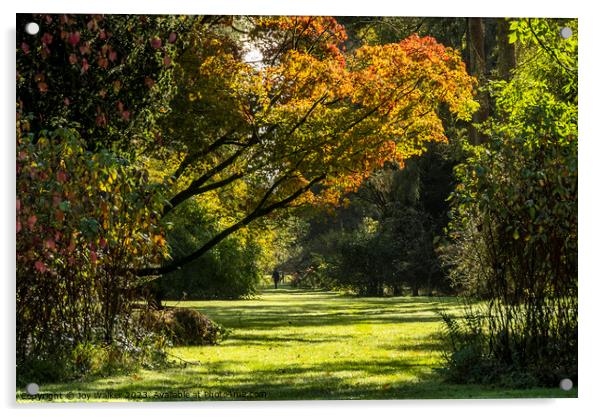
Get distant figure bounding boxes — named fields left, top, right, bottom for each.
left=272, top=269, right=280, bottom=289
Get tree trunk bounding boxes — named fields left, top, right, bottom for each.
left=412, top=285, right=419, bottom=297
left=496, top=18, right=516, bottom=81
left=466, top=17, right=490, bottom=145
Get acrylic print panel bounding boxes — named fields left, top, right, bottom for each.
left=16, top=14, right=577, bottom=402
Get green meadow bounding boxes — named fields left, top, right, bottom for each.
left=18, top=288, right=576, bottom=402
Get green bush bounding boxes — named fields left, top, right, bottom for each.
left=16, top=125, right=169, bottom=384
left=441, top=19, right=577, bottom=388
left=18, top=328, right=171, bottom=385
left=158, top=199, right=263, bottom=300
left=17, top=358, right=70, bottom=386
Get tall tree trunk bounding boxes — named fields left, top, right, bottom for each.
left=377, top=282, right=384, bottom=297
left=496, top=18, right=516, bottom=81
left=466, top=17, right=490, bottom=145
left=412, top=285, right=419, bottom=297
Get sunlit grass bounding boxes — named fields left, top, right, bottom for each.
left=17, top=287, right=576, bottom=401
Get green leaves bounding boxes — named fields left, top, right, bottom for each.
left=79, top=218, right=101, bottom=239
left=16, top=124, right=168, bottom=285
left=505, top=18, right=578, bottom=102
left=446, top=18, right=577, bottom=302
left=508, top=31, right=518, bottom=45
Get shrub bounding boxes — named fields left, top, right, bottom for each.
left=441, top=19, right=577, bottom=388
left=140, top=308, right=229, bottom=346
left=443, top=100, right=577, bottom=387
left=17, top=327, right=171, bottom=386
left=438, top=303, right=575, bottom=388
left=16, top=123, right=169, bottom=382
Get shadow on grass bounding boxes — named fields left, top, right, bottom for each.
left=228, top=333, right=354, bottom=346
left=37, top=357, right=441, bottom=400
left=187, top=290, right=452, bottom=330
left=22, top=289, right=576, bottom=401
left=34, top=356, right=574, bottom=400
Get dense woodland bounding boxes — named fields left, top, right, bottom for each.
left=16, top=15, right=577, bottom=391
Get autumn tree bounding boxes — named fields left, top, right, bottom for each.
left=141, top=16, right=478, bottom=276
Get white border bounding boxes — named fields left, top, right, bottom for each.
left=2, top=1, right=600, bottom=416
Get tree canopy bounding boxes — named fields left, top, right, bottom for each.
left=141, top=16, right=478, bottom=274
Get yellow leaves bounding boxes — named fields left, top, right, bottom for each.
left=100, top=201, right=109, bottom=216
left=98, top=181, right=110, bottom=192
left=152, top=234, right=166, bottom=246
left=107, top=168, right=118, bottom=184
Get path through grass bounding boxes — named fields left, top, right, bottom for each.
left=19, top=288, right=576, bottom=401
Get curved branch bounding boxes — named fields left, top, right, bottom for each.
left=162, top=172, right=244, bottom=217
left=137, top=174, right=326, bottom=276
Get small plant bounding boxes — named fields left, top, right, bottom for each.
left=437, top=299, right=577, bottom=388
left=437, top=307, right=493, bottom=385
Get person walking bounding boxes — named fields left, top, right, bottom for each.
left=272, top=269, right=280, bottom=289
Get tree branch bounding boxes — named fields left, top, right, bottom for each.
left=173, top=129, right=239, bottom=179
left=162, top=172, right=245, bottom=217
left=137, top=174, right=326, bottom=276
left=164, top=143, right=250, bottom=216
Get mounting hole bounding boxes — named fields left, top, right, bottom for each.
left=25, top=382, right=39, bottom=395
left=559, top=378, right=573, bottom=391
left=24, top=22, right=40, bottom=35
left=560, top=27, right=573, bottom=39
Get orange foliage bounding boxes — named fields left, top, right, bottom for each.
left=168, top=17, right=478, bottom=212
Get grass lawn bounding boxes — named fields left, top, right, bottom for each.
left=17, top=287, right=577, bottom=402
